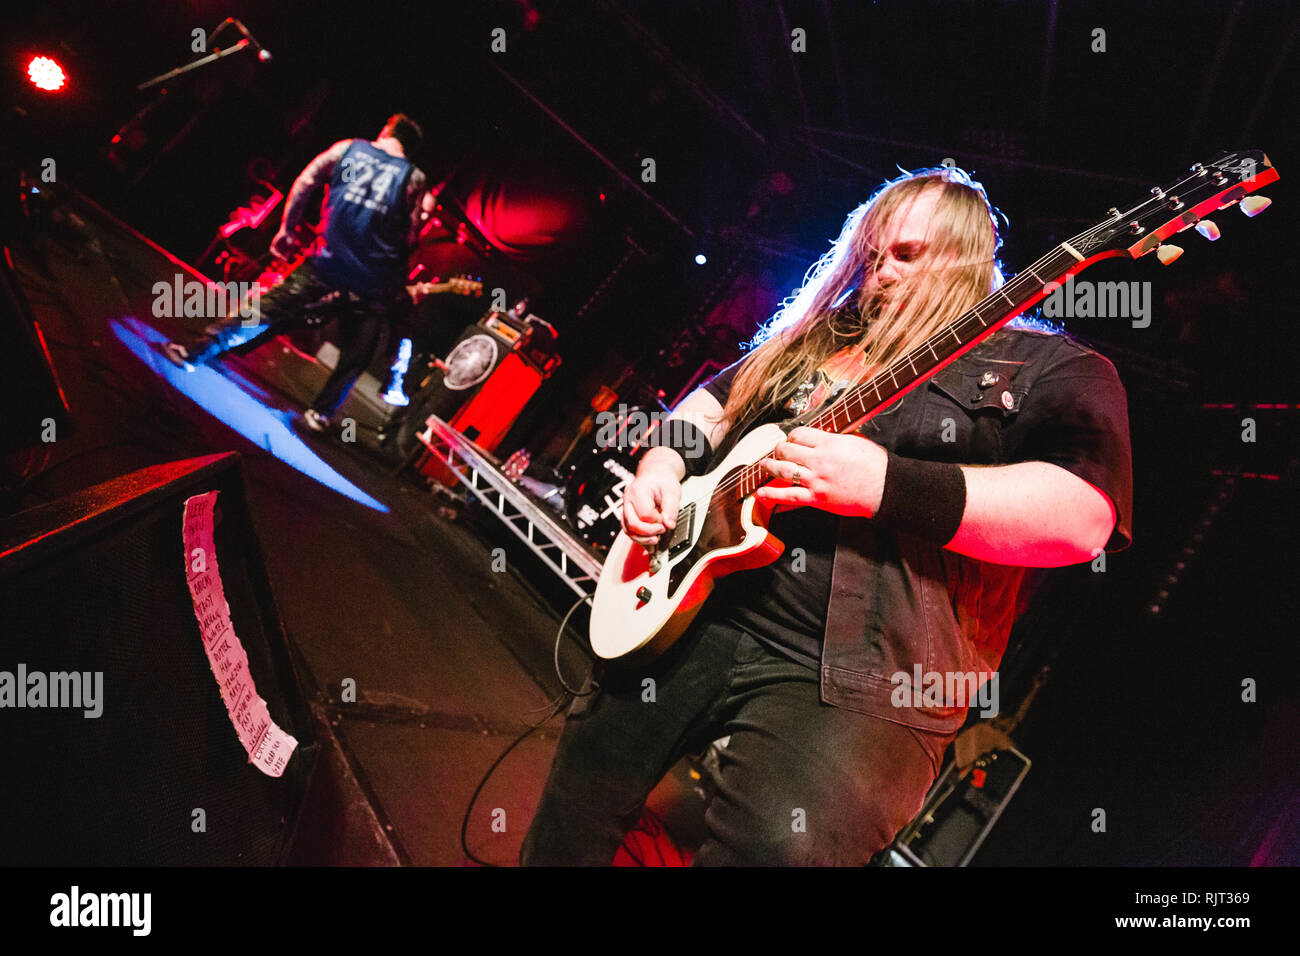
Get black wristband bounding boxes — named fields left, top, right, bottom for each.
left=657, top=419, right=714, bottom=477
left=873, top=452, right=967, bottom=546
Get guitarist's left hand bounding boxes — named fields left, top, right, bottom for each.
left=755, top=426, right=887, bottom=518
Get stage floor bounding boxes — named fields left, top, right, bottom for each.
left=20, top=189, right=1299, bottom=870
left=7, top=192, right=702, bottom=865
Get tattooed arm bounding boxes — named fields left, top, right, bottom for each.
left=271, top=140, right=352, bottom=260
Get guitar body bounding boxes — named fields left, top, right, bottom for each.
left=589, top=423, right=789, bottom=660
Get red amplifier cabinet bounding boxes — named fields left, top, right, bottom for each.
left=416, top=315, right=559, bottom=481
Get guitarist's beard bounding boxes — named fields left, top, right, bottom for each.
left=832, top=268, right=958, bottom=373
left=815, top=286, right=889, bottom=375
left=722, top=263, right=972, bottom=434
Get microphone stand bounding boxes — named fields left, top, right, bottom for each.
left=136, top=18, right=266, bottom=91
left=110, top=19, right=269, bottom=188
left=137, top=39, right=254, bottom=91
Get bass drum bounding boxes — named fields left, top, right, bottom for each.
left=565, top=442, right=642, bottom=552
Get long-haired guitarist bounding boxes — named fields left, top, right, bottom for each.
left=521, top=165, right=1133, bottom=866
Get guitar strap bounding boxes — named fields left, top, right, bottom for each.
left=708, top=343, right=875, bottom=467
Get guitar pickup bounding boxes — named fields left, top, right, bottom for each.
left=665, top=502, right=695, bottom=559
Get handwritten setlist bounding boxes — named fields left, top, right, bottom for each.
left=182, top=492, right=298, bottom=777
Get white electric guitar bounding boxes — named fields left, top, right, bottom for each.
left=589, top=150, right=1278, bottom=661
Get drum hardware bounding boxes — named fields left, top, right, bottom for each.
left=556, top=371, right=630, bottom=471
left=562, top=404, right=646, bottom=551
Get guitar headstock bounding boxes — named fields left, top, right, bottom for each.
left=407, top=274, right=484, bottom=304
left=1065, top=150, right=1278, bottom=265
left=447, top=275, right=484, bottom=297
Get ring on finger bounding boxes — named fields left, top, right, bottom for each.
left=792, top=465, right=803, bottom=488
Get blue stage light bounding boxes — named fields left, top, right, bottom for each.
left=112, top=317, right=389, bottom=513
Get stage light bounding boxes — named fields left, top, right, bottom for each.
left=382, top=338, right=413, bottom=407
left=110, top=317, right=388, bottom=512
left=694, top=253, right=707, bottom=265
left=27, top=56, right=66, bottom=92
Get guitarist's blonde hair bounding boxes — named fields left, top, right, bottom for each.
left=722, top=166, right=1005, bottom=427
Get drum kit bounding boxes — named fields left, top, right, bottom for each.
left=562, top=411, right=644, bottom=550
left=518, top=392, right=666, bottom=554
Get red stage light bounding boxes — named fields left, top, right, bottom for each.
left=27, top=56, right=66, bottom=92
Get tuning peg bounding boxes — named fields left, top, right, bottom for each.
left=1194, top=219, right=1221, bottom=241
left=1156, top=244, right=1184, bottom=265
left=1240, top=195, right=1272, bottom=217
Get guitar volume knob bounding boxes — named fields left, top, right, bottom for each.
left=636, top=587, right=652, bottom=603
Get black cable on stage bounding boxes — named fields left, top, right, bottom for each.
left=553, top=593, right=598, bottom=698
left=459, top=692, right=567, bottom=868
left=459, top=592, right=598, bottom=867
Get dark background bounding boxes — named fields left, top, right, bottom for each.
left=3, top=0, right=1299, bottom=865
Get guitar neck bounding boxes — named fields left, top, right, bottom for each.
left=813, top=243, right=1091, bottom=433
left=719, top=149, right=1278, bottom=501
left=729, top=241, right=1092, bottom=499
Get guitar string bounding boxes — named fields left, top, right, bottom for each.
left=701, top=242, right=1081, bottom=508
left=694, top=167, right=1214, bottom=513
left=703, top=162, right=1226, bottom=508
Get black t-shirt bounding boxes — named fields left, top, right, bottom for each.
left=700, top=366, right=838, bottom=669
left=696, top=326, right=1134, bottom=671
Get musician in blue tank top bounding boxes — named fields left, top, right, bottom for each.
left=166, top=114, right=434, bottom=432
left=307, top=137, right=417, bottom=297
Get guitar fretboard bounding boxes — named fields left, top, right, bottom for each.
left=728, top=243, right=1085, bottom=499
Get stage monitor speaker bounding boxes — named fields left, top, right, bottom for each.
left=446, top=315, right=558, bottom=455
left=0, top=452, right=317, bottom=865
left=448, top=352, right=546, bottom=453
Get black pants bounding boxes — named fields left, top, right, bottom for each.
left=186, top=259, right=400, bottom=417
left=520, top=617, right=956, bottom=866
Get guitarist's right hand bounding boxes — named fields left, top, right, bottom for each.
left=622, top=456, right=682, bottom=550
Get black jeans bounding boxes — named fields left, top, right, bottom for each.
left=186, top=259, right=399, bottom=417
left=520, top=617, right=956, bottom=866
